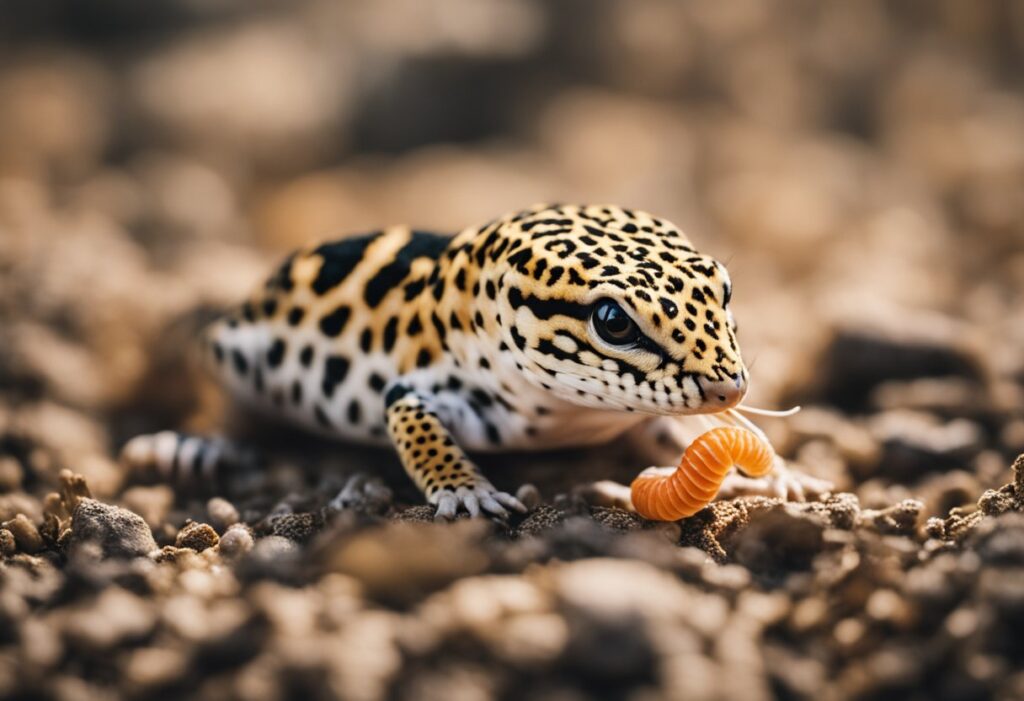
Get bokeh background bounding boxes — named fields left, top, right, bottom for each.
left=2, top=2, right=1024, bottom=700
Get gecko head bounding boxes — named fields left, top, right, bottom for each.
left=495, top=204, right=746, bottom=416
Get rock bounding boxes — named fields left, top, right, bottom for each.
left=0, top=457, right=22, bottom=492
left=868, top=411, right=984, bottom=481
left=175, top=521, right=219, bottom=552
left=811, top=321, right=982, bottom=410
left=218, top=525, right=255, bottom=559
left=62, top=587, right=157, bottom=651
left=858, top=500, right=924, bottom=536
left=121, top=485, right=174, bottom=531
left=207, top=497, right=240, bottom=531
left=515, top=505, right=567, bottom=538
left=0, top=528, right=14, bottom=556
left=268, top=512, right=322, bottom=543
left=69, top=498, right=157, bottom=559
left=2, top=513, right=44, bottom=553
left=515, top=483, right=541, bottom=511
left=323, top=521, right=490, bottom=605
left=727, top=503, right=830, bottom=575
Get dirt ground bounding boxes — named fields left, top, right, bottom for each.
left=2, top=1, right=1024, bottom=700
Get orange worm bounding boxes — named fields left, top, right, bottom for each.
left=630, top=427, right=775, bottom=521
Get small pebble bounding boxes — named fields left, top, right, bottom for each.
left=218, top=524, right=255, bottom=558
left=207, top=497, right=240, bottom=531
left=70, top=498, right=158, bottom=559
left=3, top=513, right=44, bottom=553
left=516, top=483, right=541, bottom=511
left=0, top=528, right=15, bottom=556
left=0, top=457, right=23, bottom=492
left=175, top=521, right=220, bottom=552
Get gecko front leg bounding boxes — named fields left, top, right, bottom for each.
left=383, top=383, right=526, bottom=520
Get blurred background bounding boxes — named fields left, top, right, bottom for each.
left=3, top=2, right=1024, bottom=700
left=1, top=0, right=1024, bottom=489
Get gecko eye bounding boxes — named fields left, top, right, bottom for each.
left=592, top=299, right=639, bottom=346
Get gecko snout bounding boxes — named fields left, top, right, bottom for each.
left=699, top=372, right=747, bottom=410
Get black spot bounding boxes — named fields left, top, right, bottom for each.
left=300, top=345, right=314, bottom=367
left=385, top=384, right=410, bottom=408
left=267, top=254, right=296, bottom=292
left=485, top=280, right=497, bottom=300
left=287, top=307, right=305, bottom=326
left=510, top=326, right=527, bottom=351
left=474, top=311, right=485, bottom=328
left=684, top=318, right=697, bottom=331
left=485, top=423, right=501, bottom=445
left=406, top=314, right=423, bottom=336
left=403, top=277, right=426, bottom=301
left=319, top=305, right=351, bottom=337
left=347, top=400, right=361, bottom=424
left=449, top=312, right=463, bottom=331
left=321, top=355, right=350, bottom=397
left=382, top=316, right=399, bottom=352
left=533, top=258, right=548, bottom=280
left=431, top=279, right=446, bottom=301
left=311, top=234, right=375, bottom=295
left=359, top=328, right=373, bottom=352
left=231, top=350, right=248, bottom=376
left=416, top=349, right=432, bottom=367
left=471, top=389, right=493, bottom=407
left=692, top=287, right=706, bottom=304
left=267, top=339, right=286, bottom=368
left=364, top=231, right=450, bottom=307
left=659, top=298, right=679, bottom=319
left=430, top=312, right=447, bottom=346
left=262, top=299, right=277, bottom=317
left=291, top=381, right=303, bottom=404
left=368, top=373, right=386, bottom=392
left=242, top=302, right=256, bottom=322
left=447, top=376, right=463, bottom=390
left=479, top=357, right=490, bottom=369
left=454, top=267, right=467, bottom=291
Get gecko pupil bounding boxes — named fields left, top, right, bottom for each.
left=593, top=299, right=639, bottom=345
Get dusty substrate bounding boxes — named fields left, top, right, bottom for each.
left=1, top=436, right=1023, bottom=701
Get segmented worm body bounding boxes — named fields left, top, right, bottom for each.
left=630, top=427, right=775, bottom=521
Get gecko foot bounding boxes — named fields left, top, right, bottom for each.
left=431, top=482, right=527, bottom=521
left=328, top=472, right=393, bottom=512
left=718, top=461, right=833, bottom=502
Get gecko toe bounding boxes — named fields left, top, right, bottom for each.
left=492, top=491, right=527, bottom=513
left=434, top=493, right=459, bottom=521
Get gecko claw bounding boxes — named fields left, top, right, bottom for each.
left=433, top=493, right=460, bottom=521
left=430, top=483, right=527, bottom=520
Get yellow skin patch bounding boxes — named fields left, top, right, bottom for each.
left=197, top=204, right=810, bottom=519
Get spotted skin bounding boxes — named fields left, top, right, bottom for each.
left=192, top=204, right=799, bottom=518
